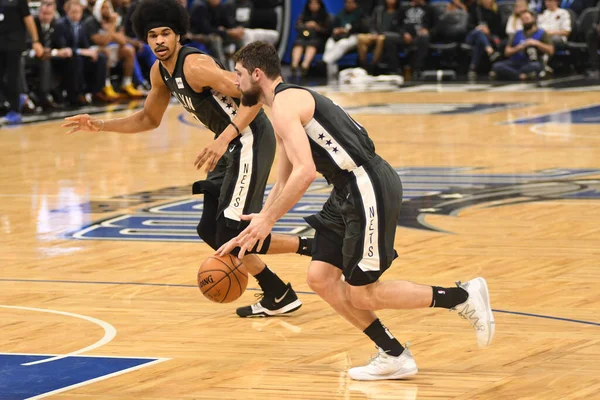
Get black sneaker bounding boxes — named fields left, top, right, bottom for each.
left=236, top=283, right=302, bottom=318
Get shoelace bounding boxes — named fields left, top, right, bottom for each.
left=253, top=292, right=265, bottom=303
left=451, top=281, right=484, bottom=331
left=367, top=342, right=411, bottom=367
left=366, top=348, right=387, bottom=367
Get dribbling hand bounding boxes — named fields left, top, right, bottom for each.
left=62, top=114, right=103, bottom=134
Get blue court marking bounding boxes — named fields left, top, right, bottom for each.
left=505, top=103, right=600, bottom=125
left=1, top=278, right=598, bottom=327
left=178, top=113, right=207, bottom=129
left=0, top=354, right=163, bottom=399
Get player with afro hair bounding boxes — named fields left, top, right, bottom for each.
left=63, top=0, right=309, bottom=320
left=131, top=0, right=189, bottom=46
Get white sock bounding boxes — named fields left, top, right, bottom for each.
left=105, top=78, right=111, bottom=87
left=122, top=76, right=132, bottom=87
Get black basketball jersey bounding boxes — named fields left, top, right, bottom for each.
left=274, top=82, right=376, bottom=185
left=158, top=46, right=265, bottom=138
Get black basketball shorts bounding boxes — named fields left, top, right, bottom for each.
left=306, top=156, right=402, bottom=286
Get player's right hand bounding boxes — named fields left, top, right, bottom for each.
left=62, top=114, right=103, bottom=134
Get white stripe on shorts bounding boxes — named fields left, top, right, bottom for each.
left=353, top=166, right=380, bottom=272
left=224, top=132, right=254, bottom=222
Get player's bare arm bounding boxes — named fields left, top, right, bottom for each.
left=261, top=135, right=293, bottom=213
left=216, top=91, right=316, bottom=258
left=63, top=62, right=171, bottom=134
left=185, top=55, right=262, bottom=172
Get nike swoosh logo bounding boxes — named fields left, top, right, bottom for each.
left=229, top=146, right=235, bottom=152
left=274, top=288, right=290, bottom=304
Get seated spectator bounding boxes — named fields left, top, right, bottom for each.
left=465, top=0, right=502, bottom=80
left=190, top=0, right=238, bottom=68
left=491, top=10, right=554, bottom=80
left=232, top=0, right=279, bottom=47
left=84, top=0, right=143, bottom=98
left=505, top=0, right=526, bottom=36
left=586, top=6, right=599, bottom=78
left=290, top=0, right=331, bottom=78
left=397, top=0, right=435, bottom=79
left=29, top=0, right=73, bottom=109
left=323, top=0, right=365, bottom=80
left=57, top=0, right=110, bottom=105
left=121, top=0, right=157, bottom=88
left=357, top=0, right=401, bottom=73
left=538, top=0, right=571, bottom=49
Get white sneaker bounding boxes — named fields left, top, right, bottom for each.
left=348, top=347, right=418, bottom=381
left=454, top=277, right=495, bottom=347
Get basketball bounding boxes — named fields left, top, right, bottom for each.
left=197, top=254, right=248, bottom=303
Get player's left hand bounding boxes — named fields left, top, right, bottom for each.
left=215, top=213, right=275, bottom=258
left=194, top=136, right=228, bottom=173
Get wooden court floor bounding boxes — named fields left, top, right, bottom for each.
left=1, top=86, right=599, bottom=399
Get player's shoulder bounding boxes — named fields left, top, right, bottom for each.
left=183, top=52, right=217, bottom=73
left=272, top=87, right=315, bottom=124
left=273, top=87, right=314, bottom=110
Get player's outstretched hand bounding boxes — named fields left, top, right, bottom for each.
left=62, top=114, right=103, bottom=134
left=194, top=136, right=228, bottom=173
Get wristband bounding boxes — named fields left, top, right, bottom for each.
left=229, top=121, right=240, bottom=136
left=51, top=49, right=58, bottom=57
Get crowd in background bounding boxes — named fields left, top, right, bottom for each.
left=0, top=0, right=599, bottom=125
left=0, top=0, right=280, bottom=124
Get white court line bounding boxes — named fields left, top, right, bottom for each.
left=0, top=305, right=116, bottom=366
left=530, top=124, right=600, bottom=139
left=25, top=358, right=170, bottom=400
left=0, top=352, right=161, bottom=359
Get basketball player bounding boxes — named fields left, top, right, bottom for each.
left=62, top=0, right=309, bottom=318
left=217, top=42, right=495, bottom=380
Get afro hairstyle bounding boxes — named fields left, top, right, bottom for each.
left=131, top=0, right=190, bottom=43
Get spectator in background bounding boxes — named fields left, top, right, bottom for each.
left=232, top=0, right=279, bottom=47
left=190, top=0, right=238, bottom=68
left=30, top=0, right=73, bottom=109
left=491, top=10, right=554, bottom=80
left=84, top=0, right=144, bottom=98
left=465, top=0, right=502, bottom=80
left=397, top=0, right=435, bottom=79
left=57, top=0, right=109, bottom=106
left=120, top=0, right=156, bottom=88
left=290, top=0, right=331, bottom=78
left=505, top=0, right=526, bottom=36
left=538, top=0, right=571, bottom=50
left=322, top=0, right=365, bottom=80
left=585, top=7, right=599, bottom=78
left=0, top=0, right=44, bottom=124
left=357, top=0, right=401, bottom=73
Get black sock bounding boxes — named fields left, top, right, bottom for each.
left=254, top=266, right=288, bottom=296
left=296, top=236, right=313, bottom=256
left=363, top=319, right=404, bottom=357
left=430, top=286, right=468, bottom=309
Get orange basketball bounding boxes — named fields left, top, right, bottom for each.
left=197, top=254, right=248, bottom=303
